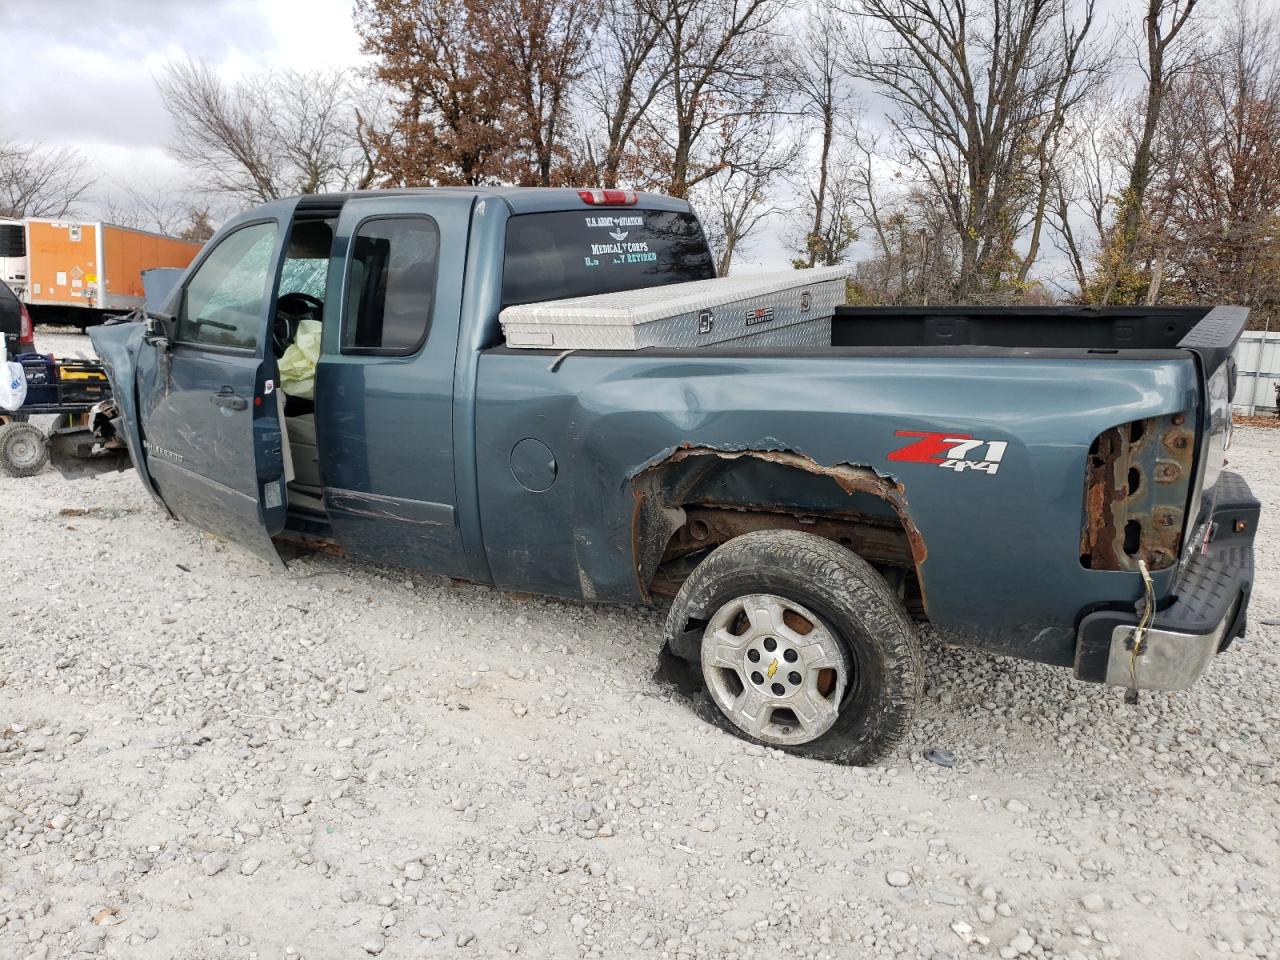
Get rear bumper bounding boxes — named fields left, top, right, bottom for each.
left=1074, top=471, right=1258, bottom=690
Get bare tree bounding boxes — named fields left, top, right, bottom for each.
left=103, top=183, right=220, bottom=241
left=801, top=150, right=864, bottom=268
left=0, top=139, right=94, bottom=219
left=637, top=0, right=788, bottom=199
left=1045, top=90, right=1128, bottom=294
left=273, top=70, right=378, bottom=194
left=850, top=187, right=963, bottom=305
left=845, top=136, right=959, bottom=303
left=1146, top=0, right=1280, bottom=320
left=697, top=116, right=797, bottom=273
left=784, top=9, right=856, bottom=268
left=843, top=0, right=1104, bottom=301
left=580, top=0, right=672, bottom=187
left=104, top=189, right=186, bottom=235
left=487, top=0, right=597, bottom=185
left=161, top=61, right=279, bottom=201
left=160, top=60, right=376, bottom=201
left=1099, top=0, right=1203, bottom=303
left=1016, top=0, right=1112, bottom=283
left=699, top=169, right=770, bottom=274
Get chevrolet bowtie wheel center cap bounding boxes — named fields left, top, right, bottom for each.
left=745, top=639, right=803, bottom=697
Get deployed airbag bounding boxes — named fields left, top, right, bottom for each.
left=279, top=319, right=322, bottom=399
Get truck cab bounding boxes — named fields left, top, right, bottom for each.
left=92, top=188, right=713, bottom=574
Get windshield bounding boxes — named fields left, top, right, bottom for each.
left=280, top=258, right=328, bottom=300
left=501, top=209, right=714, bottom=307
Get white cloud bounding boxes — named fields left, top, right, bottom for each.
left=0, top=0, right=365, bottom=221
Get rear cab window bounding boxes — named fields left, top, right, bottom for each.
left=500, top=210, right=714, bottom=308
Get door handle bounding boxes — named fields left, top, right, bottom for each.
left=210, top=387, right=248, bottom=411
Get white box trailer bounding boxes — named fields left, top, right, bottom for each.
left=500, top=267, right=849, bottom=351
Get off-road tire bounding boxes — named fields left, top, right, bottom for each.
left=664, top=530, right=923, bottom=765
left=0, top=421, right=49, bottom=477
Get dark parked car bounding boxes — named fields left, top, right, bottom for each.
left=0, top=278, right=35, bottom=361
left=91, top=187, right=1257, bottom=765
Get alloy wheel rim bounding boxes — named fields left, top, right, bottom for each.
left=701, top=593, right=850, bottom=746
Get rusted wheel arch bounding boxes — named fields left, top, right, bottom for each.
left=630, top=446, right=928, bottom=613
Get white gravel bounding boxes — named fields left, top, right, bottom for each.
left=2, top=329, right=1277, bottom=960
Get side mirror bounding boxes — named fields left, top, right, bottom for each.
left=144, top=310, right=176, bottom=348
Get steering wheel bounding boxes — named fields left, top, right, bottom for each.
left=273, top=292, right=324, bottom=357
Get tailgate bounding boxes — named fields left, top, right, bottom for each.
left=1179, top=306, right=1248, bottom=551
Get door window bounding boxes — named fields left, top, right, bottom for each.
left=343, top=217, right=439, bottom=355
left=178, top=221, right=277, bottom=350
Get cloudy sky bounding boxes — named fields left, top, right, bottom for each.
left=0, top=3, right=367, bottom=219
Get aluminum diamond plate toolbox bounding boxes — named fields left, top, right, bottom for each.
left=500, top=267, right=849, bottom=350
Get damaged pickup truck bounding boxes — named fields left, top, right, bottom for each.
left=91, top=187, right=1258, bottom=764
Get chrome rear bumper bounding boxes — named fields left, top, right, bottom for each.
left=1074, top=471, right=1257, bottom=691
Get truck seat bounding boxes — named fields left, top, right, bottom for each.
left=286, top=413, right=323, bottom=493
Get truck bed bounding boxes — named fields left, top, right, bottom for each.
left=473, top=303, right=1244, bottom=660
left=491, top=304, right=1240, bottom=372
left=830, top=305, right=1210, bottom=352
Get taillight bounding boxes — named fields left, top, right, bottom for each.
left=18, top=303, right=32, bottom=343
left=578, top=189, right=638, bottom=206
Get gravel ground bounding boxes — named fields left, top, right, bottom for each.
left=2, top=329, right=1277, bottom=960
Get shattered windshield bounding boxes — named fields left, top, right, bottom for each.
left=279, top=258, right=328, bottom=300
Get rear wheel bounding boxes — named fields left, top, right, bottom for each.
left=0, top=421, right=49, bottom=477
left=664, top=530, right=922, bottom=765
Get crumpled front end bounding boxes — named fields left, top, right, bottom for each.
left=88, top=319, right=165, bottom=506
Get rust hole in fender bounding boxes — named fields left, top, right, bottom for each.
left=630, top=445, right=929, bottom=618
left=1080, top=414, right=1192, bottom=571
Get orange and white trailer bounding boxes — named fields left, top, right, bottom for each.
left=0, top=219, right=204, bottom=325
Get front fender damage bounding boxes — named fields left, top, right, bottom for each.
left=88, top=320, right=166, bottom=507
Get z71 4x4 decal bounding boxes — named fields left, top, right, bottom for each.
left=888, top=431, right=1008, bottom=475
